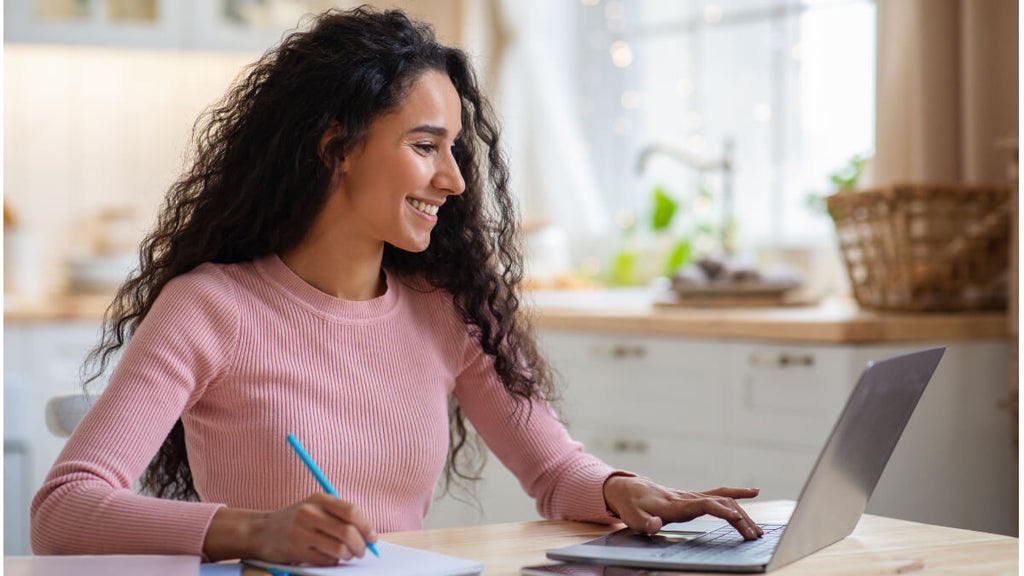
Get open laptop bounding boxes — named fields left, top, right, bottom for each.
left=546, top=346, right=945, bottom=573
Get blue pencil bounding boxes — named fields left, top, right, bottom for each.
left=286, top=433, right=380, bottom=557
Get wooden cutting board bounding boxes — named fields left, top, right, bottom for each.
left=654, top=289, right=818, bottom=308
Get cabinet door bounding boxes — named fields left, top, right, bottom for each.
left=3, top=324, right=33, bottom=555
left=541, top=332, right=735, bottom=440
left=728, top=444, right=817, bottom=501
left=858, top=341, right=1017, bottom=536
left=5, top=0, right=185, bottom=48
left=189, top=0, right=305, bottom=52
left=22, top=322, right=105, bottom=498
left=573, top=425, right=733, bottom=492
left=726, top=343, right=856, bottom=451
left=541, top=331, right=740, bottom=491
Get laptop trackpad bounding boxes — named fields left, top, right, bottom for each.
left=583, top=517, right=730, bottom=548
left=661, top=517, right=730, bottom=534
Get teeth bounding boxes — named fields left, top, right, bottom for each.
left=408, top=198, right=439, bottom=216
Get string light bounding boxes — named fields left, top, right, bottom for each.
left=610, top=40, right=633, bottom=67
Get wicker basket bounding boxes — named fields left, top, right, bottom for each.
left=826, top=183, right=1012, bottom=311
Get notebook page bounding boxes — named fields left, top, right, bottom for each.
left=243, top=541, right=484, bottom=576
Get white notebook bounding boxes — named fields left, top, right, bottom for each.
left=243, top=541, right=484, bottom=576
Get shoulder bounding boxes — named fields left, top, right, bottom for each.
left=161, top=262, right=239, bottom=305
left=394, top=272, right=469, bottom=334
left=396, top=272, right=457, bottom=312
left=148, top=262, right=242, bottom=329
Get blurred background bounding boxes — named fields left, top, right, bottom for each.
left=3, top=0, right=1017, bottom=295
left=3, top=0, right=1019, bottom=557
left=3, top=0, right=881, bottom=298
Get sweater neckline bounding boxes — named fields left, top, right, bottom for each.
left=254, top=253, right=401, bottom=322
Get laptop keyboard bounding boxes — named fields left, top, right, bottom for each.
left=651, top=524, right=787, bottom=563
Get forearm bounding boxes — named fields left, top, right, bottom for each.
left=204, top=507, right=268, bottom=561
left=31, top=478, right=221, bottom=555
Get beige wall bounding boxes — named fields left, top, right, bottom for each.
left=4, top=45, right=258, bottom=294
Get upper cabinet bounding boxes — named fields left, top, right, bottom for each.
left=4, top=0, right=342, bottom=52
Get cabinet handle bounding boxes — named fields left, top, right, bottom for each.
left=748, top=352, right=814, bottom=368
left=590, top=344, right=647, bottom=359
left=594, top=437, right=649, bottom=454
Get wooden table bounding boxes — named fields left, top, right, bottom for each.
left=244, top=501, right=1016, bottom=575
left=4, top=500, right=1016, bottom=575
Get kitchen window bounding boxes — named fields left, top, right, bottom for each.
left=573, top=0, right=876, bottom=255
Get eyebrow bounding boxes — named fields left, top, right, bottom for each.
left=408, top=124, right=463, bottom=139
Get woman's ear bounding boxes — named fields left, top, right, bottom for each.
left=318, top=122, right=344, bottom=174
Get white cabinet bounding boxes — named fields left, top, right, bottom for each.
left=3, top=320, right=104, bottom=554
left=5, top=0, right=185, bottom=49
left=539, top=334, right=860, bottom=503
left=426, top=331, right=1016, bottom=537
left=4, top=0, right=310, bottom=51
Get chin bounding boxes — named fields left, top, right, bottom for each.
left=391, top=237, right=432, bottom=253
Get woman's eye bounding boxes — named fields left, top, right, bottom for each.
left=414, top=143, right=437, bottom=154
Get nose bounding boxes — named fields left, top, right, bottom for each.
left=433, top=148, right=465, bottom=196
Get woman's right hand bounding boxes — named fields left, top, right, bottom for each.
left=204, top=494, right=378, bottom=565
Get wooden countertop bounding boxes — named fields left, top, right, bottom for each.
left=527, top=290, right=1008, bottom=343
left=4, top=293, right=115, bottom=323
left=5, top=290, right=1009, bottom=344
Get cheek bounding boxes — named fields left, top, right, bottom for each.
left=394, top=157, right=434, bottom=189
left=345, top=153, right=433, bottom=209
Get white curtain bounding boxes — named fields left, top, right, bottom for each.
left=471, top=0, right=609, bottom=242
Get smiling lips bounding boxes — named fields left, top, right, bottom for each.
left=406, top=197, right=440, bottom=216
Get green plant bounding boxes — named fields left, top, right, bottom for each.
left=651, top=186, right=677, bottom=231
left=829, top=153, right=868, bottom=191
left=664, top=239, right=692, bottom=276
left=605, top=186, right=697, bottom=286
left=806, top=153, right=870, bottom=214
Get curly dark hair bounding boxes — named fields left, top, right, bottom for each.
left=82, top=5, right=555, bottom=502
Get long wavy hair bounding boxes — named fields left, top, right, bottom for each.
left=82, top=6, right=555, bottom=502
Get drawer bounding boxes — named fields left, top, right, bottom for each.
left=727, top=345, right=855, bottom=449
left=543, top=333, right=736, bottom=438
left=572, top=425, right=734, bottom=492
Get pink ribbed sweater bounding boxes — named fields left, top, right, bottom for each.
left=31, top=255, right=620, bottom=556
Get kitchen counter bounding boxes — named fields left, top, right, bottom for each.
left=3, top=293, right=115, bottom=322
left=5, top=290, right=1009, bottom=344
left=526, top=289, right=1009, bottom=343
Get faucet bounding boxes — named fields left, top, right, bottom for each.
left=635, top=138, right=735, bottom=254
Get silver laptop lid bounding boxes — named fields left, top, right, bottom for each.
left=766, top=346, right=945, bottom=571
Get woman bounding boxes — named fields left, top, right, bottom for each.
left=30, top=7, right=761, bottom=565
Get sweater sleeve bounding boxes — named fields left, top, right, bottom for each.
left=30, top=265, right=240, bottom=556
left=452, top=339, right=634, bottom=524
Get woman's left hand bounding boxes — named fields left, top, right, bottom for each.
left=602, top=475, right=763, bottom=540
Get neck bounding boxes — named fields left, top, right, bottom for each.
left=279, top=233, right=386, bottom=302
